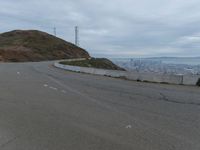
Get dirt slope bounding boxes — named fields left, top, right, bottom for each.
left=0, top=30, right=90, bottom=62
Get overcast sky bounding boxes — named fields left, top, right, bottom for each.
left=1, top=0, right=200, bottom=57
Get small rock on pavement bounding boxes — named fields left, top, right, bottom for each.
left=125, top=125, right=132, bottom=129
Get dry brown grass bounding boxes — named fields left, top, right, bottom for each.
left=0, top=30, right=90, bottom=62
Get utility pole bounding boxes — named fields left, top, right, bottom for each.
left=75, top=26, right=79, bottom=46
left=53, top=26, right=57, bottom=37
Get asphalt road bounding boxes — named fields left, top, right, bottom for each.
left=0, top=61, right=199, bottom=150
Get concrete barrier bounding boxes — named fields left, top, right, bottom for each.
left=54, top=61, right=199, bottom=86
left=55, top=58, right=87, bottom=63
left=183, top=75, right=200, bottom=85
left=125, top=72, right=182, bottom=85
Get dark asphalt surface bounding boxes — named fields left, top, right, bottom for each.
left=0, top=61, right=199, bottom=150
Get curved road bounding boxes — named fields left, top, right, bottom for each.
left=0, top=61, right=199, bottom=150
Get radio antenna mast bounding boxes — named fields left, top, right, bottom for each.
left=75, top=26, right=79, bottom=46
left=53, top=26, right=57, bottom=37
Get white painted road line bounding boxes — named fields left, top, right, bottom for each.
left=43, top=84, right=48, bottom=87
left=49, top=86, right=58, bottom=91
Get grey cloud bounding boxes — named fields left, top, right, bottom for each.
left=1, top=0, right=200, bottom=57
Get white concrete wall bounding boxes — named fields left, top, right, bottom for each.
left=55, top=58, right=87, bottom=63
left=183, top=75, right=200, bottom=85
left=123, top=71, right=182, bottom=84
left=54, top=62, right=200, bottom=86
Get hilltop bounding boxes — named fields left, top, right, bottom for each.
left=0, top=30, right=90, bottom=62
left=60, top=58, right=125, bottom=71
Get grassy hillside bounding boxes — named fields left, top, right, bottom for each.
left=0, top=30, right=90, bottom=62
left=60, top=58, right=125, bottom=71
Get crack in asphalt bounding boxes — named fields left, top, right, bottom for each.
left=159, top=93, right=200, bottom=106
left=0, top=136, right=19, bottom=148
left=32, top=64, right=200, bottom=107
